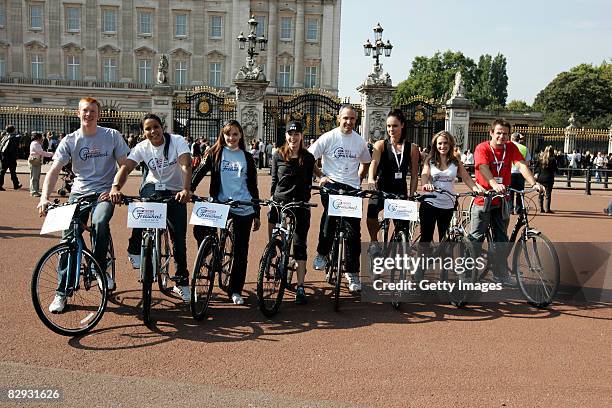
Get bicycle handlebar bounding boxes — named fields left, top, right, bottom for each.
left=312, top=185, right=433, bottom=202
left=191, top=195, right=258, bottom=208
left=121, top=194, right=176, bottom=205
left=46, top=192, right=99, bottom=211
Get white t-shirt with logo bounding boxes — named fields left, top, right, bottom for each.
left=54, top=126, right=130, bottom=194
left=128, top=134, right=191, bottom=192
left=424, top=162, right=457, bottom=209
left=308, top=128, right=371, bottom=189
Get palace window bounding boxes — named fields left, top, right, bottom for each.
left=306, top=18, right=319, bottom=42
left=209, top=62, right=221, bottom=87
left=138, top=59, right=152, bottom=84
left=30, top=3, right=43, bottom=30
left=304, top=66, right=318, bottom=88
left=254, top=15, right=266, bottom=38
left=66, top=55, right=80, bottom=80
left=0, top=54, right=6, bottom=77
left=280, top=17, right=293, bottom=41
left=102, top=57, right=117, bottom=82
left=278, top=64, right=292, bottom=89
left=31, top=54, right=44, bottom=78
left=175, top=13, right=188, bottom=37
left=102, top=8, right=117, bottom=33
left=138, top=11, right=152, bottom=35
left=175, top=60, right=188, bottom=85
left=210, top=15, right=222, bottom=39
left=66, top=7, right=80, bottom=32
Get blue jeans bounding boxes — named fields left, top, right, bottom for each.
left=56, top=193, right=114, bottom=296
left=468, top=202, right=510, bottom=276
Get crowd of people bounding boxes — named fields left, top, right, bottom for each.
left=0, top=95, right=601, bottom=314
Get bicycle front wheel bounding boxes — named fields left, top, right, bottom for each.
left=513, top=232, right=560, bottom=308
left=257, top=239, right=286, bottom=317
left=190, top=236, right=215, bottom=320
left=218, top=220, right=234, bottom=292
left=141, top=236, right=154, bottom=325
left=31, top=244, right=108, bottom=336
left=440, top=236, right=477, bottom=307
left=333, top=237, right=344, bottom=312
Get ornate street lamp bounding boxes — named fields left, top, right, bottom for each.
left=363, top=22, right=392, bottom=70
left=236, top=15, right=268, bottom=61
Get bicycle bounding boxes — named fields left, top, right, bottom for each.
left=371, top=190, right=433, bottom=309
left=467, top=188, right=560, bottom=308
left=31, top=192, right=115, bottom=336
left=189, top=196, right=255, bottom=320
left=122, top=195, right=176, bottom=325
left=312, top=185, right=369, bottom=311
left=256, top=199, right=317, bottom=317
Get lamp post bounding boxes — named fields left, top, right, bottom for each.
left=236, top=15, right=268, bottom=78
left=363, top=23, right=393, bottom=72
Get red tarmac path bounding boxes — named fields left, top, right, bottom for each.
left=1, top=172, right=611, bottom=407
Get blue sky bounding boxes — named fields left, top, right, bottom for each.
left=338, top=0, right=611, bottom=104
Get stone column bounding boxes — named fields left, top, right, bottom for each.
left=320, top=1, right=334, bottom=89
left=151, top=84, right=175, bottom=133
left=234, top=79, right=269, bottom=143
left=47, top=0, right=61, bottom=79
left=293, top=0, right=304, bottom=88
left=265, top=0, right=278, bottom=90
left=357, top=84, right=395, bottom=141
left=230, top=0, right=241, bottom=82
left=445, top=72, right=471, bottom=150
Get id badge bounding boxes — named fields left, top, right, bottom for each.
left=155, top=183, right=167, bottom=191
left=494, top=177, right=503, bottom=184
left=395, top=172, right=403, bottom=180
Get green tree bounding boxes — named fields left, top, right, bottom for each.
left=506, top=100, right=533, bottom=112
left=533, top=62, right=612, bottom=128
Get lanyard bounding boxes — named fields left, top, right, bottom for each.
left=489, top=144, right=506, bottom=176
left=390, top=141, right=404, bottom=171
left=149, top=141, right=166, bottom=182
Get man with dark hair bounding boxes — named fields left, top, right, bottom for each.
left=469, top=119, right=543, bottom=285
left=0, top=125, right=23, bottom=191
left=509, top=132, right=531, bottom=214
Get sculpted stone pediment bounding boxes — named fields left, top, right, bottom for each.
left=98, top=44, right=121, bottom=54
left=169, top=47, right=192, bottom=58
left=24, top=40, right=47, bottom=50
left=206, top=50, right=225, bottom=59
left=134, top=45, right=156, bottom=56
left=277, top=51, right=293, bottom=59
left=0, top=40, right=10, bottom=49
left=61, top=42, right=84, bottom=53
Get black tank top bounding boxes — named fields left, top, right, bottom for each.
left=376, top=139, right=411, bottom=194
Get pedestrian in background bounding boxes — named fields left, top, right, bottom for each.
left=0, top=125, right=23, bottom=191
left=510, top=132, right=531, bottom=214
left=28, top=132, right=54, bottom=197
left=535, top=145, right=558, bottom=214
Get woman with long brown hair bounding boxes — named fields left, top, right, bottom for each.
left=191, top=120, right=260, bottom=305
left=535, top=145, right=558, bottom=213
left=269, top=121, right=315, bottom=304
left=420, top=131, right=483, bottom=242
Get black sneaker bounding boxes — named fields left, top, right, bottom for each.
left=14, top=184, right=22, bottom=190
left=295, top=286, right=307, bottom=305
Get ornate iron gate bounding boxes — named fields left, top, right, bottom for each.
left=397, top=96, right=446, bottom=149
left=173, top=86, right=236, bottom=141
left=264, top=90, right=360, bottom=146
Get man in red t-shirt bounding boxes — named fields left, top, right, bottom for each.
left=469, top=119, right=543, bottom=285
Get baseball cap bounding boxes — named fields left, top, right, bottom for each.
left=287, top=121, right=303, bottom=133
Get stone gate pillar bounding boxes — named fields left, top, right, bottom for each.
left=564, top=114, right=577, bottom=153
left=357, top=65, right=395, bottom=142
left=608, top=125, right=612, bottom=154
left=151, top=55, right=175, bottom=133
left=234, top=80, right=269, bottom=144
left=445, top=72, right=471, bottom=150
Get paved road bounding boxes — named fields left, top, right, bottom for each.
left=1, top=174, right=611, bottom=407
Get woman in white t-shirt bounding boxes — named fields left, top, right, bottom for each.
left=420, top=131, right=483, bottom=242
left=109, top=113, right=193, bottom=302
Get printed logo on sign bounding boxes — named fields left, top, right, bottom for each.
left=147, top=157, right=177, bottom=171
left=332, top=199, right=358, bottom=211
left=387, top=202, right=398, bottom=212
left=331, top=147, right=356, bottom=160
left=79, top=147, right=109, bottom=161
left=195, top=207, right=224, bottom=221
left=221, top=160, right=240, bottom=173
left=132, top=206, right=163, bottom=220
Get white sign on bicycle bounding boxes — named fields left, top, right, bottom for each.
left=127, top=202, right=167, bottom=229
left=190, top=202, right=230, bottom=228
left=384, top=199, right=418, bottom=221
left=40, top=204, right=78, bottom=235
left=327, top=195, right=363, bottom=218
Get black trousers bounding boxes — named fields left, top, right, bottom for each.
left=316, top=182, right=361, bottom=274
left=418, top=201, right=454, bottom=242
left=193, top=212, right=254, bottom=296
left=0, top=159, right=20, bottom=188
left=539, top=182, right=554, bottom=212
left=510, top=173, right=525, bottom=212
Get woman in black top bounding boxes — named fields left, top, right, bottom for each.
left=269, top=121, right=315, bottom=304
left=366, top=109, right=420, bottom=255
left=535, top=145, right=558, bottom=213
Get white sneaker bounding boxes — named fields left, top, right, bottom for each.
left=106, top=273, right=115, bottom=291
left=48, top=295, right=66, bottom=313
left=345, top=273, right=362, bottom=293
left=231, top=293, right=245, bottom=305
left=172, top=285, right=190, bottom=303
left=128, top=253, right=141, bottom=270
left=312, top=254, right=327, bottom=270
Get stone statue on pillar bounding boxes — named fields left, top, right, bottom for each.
left=451, top=71, right=466, bottom=98
left=157, top=55, right=169, bottom=85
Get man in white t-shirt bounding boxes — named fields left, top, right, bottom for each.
left=308, top=104, right=371, bottom=292
left=37, top=97, right=130, bottom=313
left=110, top=113, right=193, bottom=302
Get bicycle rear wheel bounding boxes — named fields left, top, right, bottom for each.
left=158, top=230, right=174, bottom=296
left=141, top=236, right=154, bottom=325
left=513, top=232, right=560, bottom=308
left=218, top=220, right=234, bottom=292
left=440, top=236, right=477, bottom=307
left=257, top=239, right=286, bottom=317
left=190, top=236, right=215, bottom=320
left=31, top=244, right=108, bottom=336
